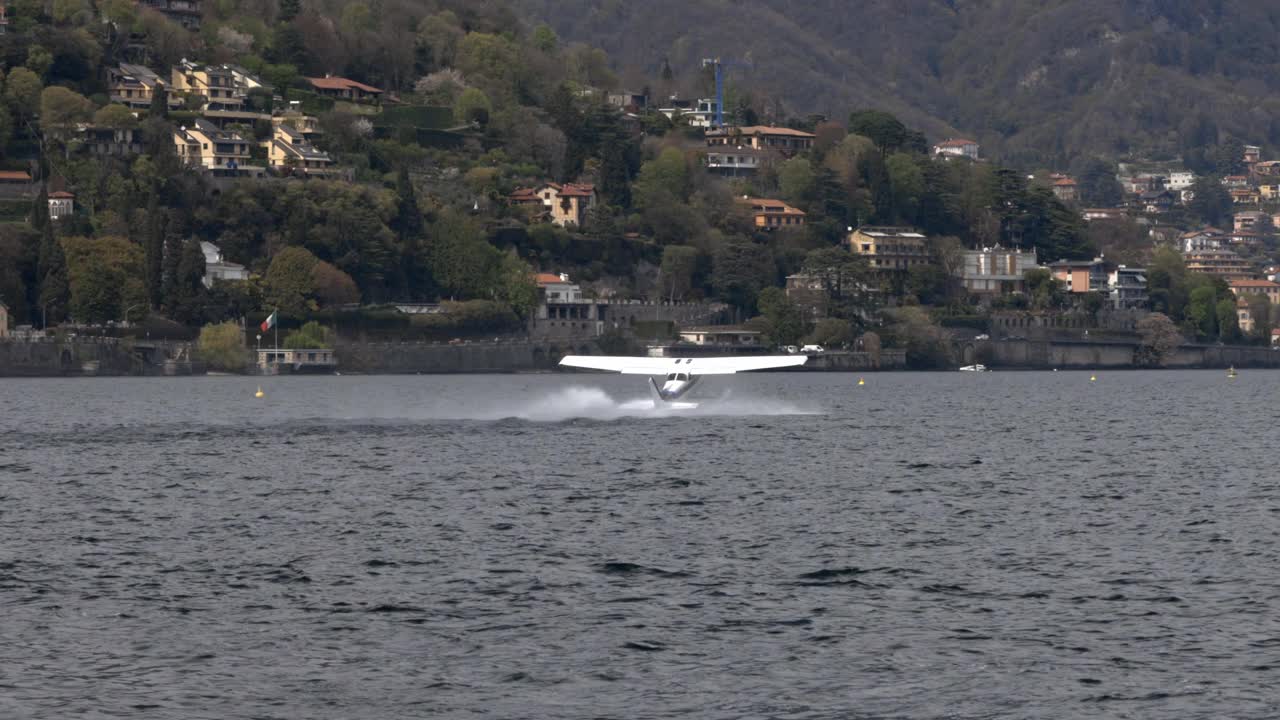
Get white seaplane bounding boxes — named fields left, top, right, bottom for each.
left=558, top=354, right=807, bottom=408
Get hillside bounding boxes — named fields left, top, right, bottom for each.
left=520, top=0, right=1280, bottom=166
left=0, top=0, right=1265, bottom=361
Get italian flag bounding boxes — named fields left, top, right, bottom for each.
left=260, top=311, right=277, bottom=332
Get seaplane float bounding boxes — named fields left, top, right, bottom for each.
left=558, top=354, right=807, bottom=409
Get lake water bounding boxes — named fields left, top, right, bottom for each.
left=2, top=370, right=1278, bottom=719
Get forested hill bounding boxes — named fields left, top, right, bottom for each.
left=521, top=0, right=1280, bottom=166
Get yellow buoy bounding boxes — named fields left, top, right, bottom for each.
left=1089, top=375, right=1096, bottom=382
left=255, top=386, right=265, bottom=398
left=857, top=377, right=865, bottom=386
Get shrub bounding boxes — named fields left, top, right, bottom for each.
left=198, top=321, right=249, bottom=371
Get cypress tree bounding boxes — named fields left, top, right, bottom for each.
left=278, top=0, right=301, bottom=23
left=150, top=82, right=168, bottom=119
left=31, top=182, right=48, bottom=232
left=393, top=166, right=423, bottom=239
left=37, top=222, right=69, bottom=326
left=144, top=194, right=165, bottom=308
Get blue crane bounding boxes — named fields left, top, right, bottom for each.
left=701, top=57, right=752, bottom=128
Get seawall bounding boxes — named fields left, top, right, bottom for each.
left=973, top=338, right=1280, bottom=370
left=336, top=340, right=575, bottom=373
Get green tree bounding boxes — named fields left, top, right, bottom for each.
left=167, top=238, right=206, bottom=323
left=633, top=147, right=689, bottom=207
left=198, top=321, right=249, bottom=371
left=755, top=286, right=807, bottom=346
left=712, top=241, right=773, bottom=312
left=885, top=152, right=924, bottom=222
left=890, top=306, right=952, bottom=369
left=1216, top=298, right=1240, bottom=343
left=264, top=246, right=320, bottom=315
left=39, top=87, right=94, bottom=129
left=800, top=246, right=874, bottom=321
left=61, top=235, right=146, bottom=324
left=1187, top=176, right=1232, bottom=227
left=149, top=79, right=169, bottom=118
left=283, top=320, right=333, bottom=348
left=5, top=67, right=43, bottom=122
left=453, top=87, right=492, bottom=126
left=660, top=245, right=698, bottom=302
left=492, top=249, right=538, bottom=318
left=1188, top=285, right=1218, bottom=338
left=37, top=224, right=69, bottom=326
left=455, top=32, right=518, bottom=99
left=532, top=24, right=558, bottom=53
left=1024, top=268, right=1066, bottom=310
left=429, top=208, right=498, bottom=299
left=278, top=0, right=300, bottom=22
left=1075, top=157, right=1123, bottom=207
left=92, top=104, right=138, bottom=129
left=1146, top=246, right=1189, bottom=319
left=807, top=317, right=854, bottom=347
left=1210, top=139, right=1245, bottom=177
left=25, top=45, right=53, bottom=79
left=340, top=2, right=374, bottom=31
left=777, top=157, right=816, bottom=205
left=905, top=263, right=950, bottom=305
left=143, top=196, right=164, bottom=308
left=848, top=109, right=908, bottom=154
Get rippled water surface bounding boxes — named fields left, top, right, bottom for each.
left=3, top=370, right=1279, bottom=719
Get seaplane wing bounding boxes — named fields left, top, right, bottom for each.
left=558, top=355, right=808, bottom=375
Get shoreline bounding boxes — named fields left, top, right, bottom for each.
left=3, top=335, right=1278, bottom=378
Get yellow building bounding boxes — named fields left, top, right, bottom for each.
left=272, top=112, right=322, bottom=138
left=509, top=183, right=597, bottom=227
left=1237, top=297, right=1255, bottom=333
left=705, top=126, right=815, bottom=156
left=264, top=124, right=336, bottom=176
left=846, top=227, right=930, bottom=271
left=108, top=63, right=169, bottom=110
left=306, top=75, right=384, bottom=102
left=171, top=60, right=244, bottom=111
left=1230, top=279, right=1280, bottom=304
left=738, top=197, right=806, bottom=229
left=1184, top=248, right=1254, bottom=282
left=174, top=119, right=257, bottom=176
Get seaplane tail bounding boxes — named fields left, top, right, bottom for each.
left=559, top=354, right=808, bottom=408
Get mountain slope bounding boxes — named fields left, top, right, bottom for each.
left=519, top=0, right=1280, bottom=165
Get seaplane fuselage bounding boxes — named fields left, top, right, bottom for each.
left=656, top=371, right=699, bottom=401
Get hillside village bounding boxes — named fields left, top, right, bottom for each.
left=0, top=0, right=1277, bottom=373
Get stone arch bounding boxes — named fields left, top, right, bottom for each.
left=59, top=349, right=73, bottom=369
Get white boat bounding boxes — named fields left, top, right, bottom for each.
left=958, top=364, right=989, bottom=372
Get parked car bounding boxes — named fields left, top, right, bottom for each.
left=781, top=345, right=799, bottom=354
left=800, top=344, right=825, bottom=354
left=974, top=334, right=990, bottom=341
